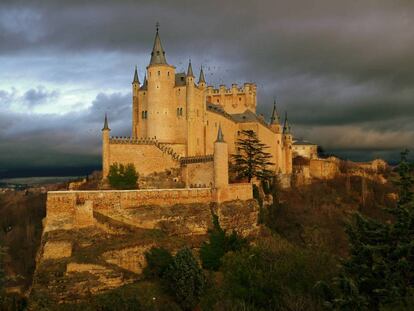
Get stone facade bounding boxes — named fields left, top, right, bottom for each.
left=102, top=27, right=294, bottom=184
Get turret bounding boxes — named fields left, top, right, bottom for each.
left=132, top=66, right=140, bottom=138
left=214, top=125, right=228, bottom=188
left=102, top=114, right=111, bottom=179
left=146, top=23, right=176, bottom=142
left=269, top=100, right=281, bottom=133
left=186, top=59, right=195, bottom=85
left=198, top=65, right=206, bottom=89
left=282, top=112, right=293, bottom=174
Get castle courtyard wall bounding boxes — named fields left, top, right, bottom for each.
left=181, top=161, right=214, bottom=188
left=108, top=143, right=179, bottom=176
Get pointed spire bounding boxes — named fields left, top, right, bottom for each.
left=216, top=124, right=224, bottom=142
left=270, top=99, right=280, bottom=124
left=140, top=74, right=148, bottom=90
left=132, top=65, right=140, bottom=84
left=198, top=65, right=206, bottom=84
left=187, top=59, right=194, bottom=77
left=283, top=111, right=291, bottom=134
left=149, top=22, right=167, bottom=65
left=102, top=113, right=110, bottom=131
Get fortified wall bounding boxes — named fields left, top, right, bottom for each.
left=206, top=83, right=257, bottom=114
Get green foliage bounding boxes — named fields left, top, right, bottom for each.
left=108, top=163, right=139, bottom=189
left=200, top=214, right=247, bottom=271
left=322, top=150, right=414, bottom=310
left=144, top=247, right=174, bottom=278
left=163, top=248, right=205, bottom=310
left=217, top=235, right=336, bottom=310
left=232, top=130, right=274, bottom=182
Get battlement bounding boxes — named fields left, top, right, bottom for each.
left=180, top=154, right=214, bottom=165
left=206, top=82, right=257, bottom=96
left=109, top=137, right=181, bottom=161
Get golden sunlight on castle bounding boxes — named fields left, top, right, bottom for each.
left=102, top=26, right=297, bottom=193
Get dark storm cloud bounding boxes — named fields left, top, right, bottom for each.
left=0, top=90, right=131, bottom=169
left=0, top=0, right=413, bottom=171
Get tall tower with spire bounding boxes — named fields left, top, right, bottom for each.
left=146, top=23, right=177, bottom=143
left=282, top=112, right=293, bottom=174
left=132, top=66, right=140, bottom=138
left=102, top=114, right=111, bottom=178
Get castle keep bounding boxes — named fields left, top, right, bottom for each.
left=102, top=26, right=293, bottom=189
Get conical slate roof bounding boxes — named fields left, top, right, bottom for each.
left=198, top=65, right=206, bottom=84
left=216, top=124, right=224, bottom=142
left=270, top=100, right=280, bottom=125
left=187, top=59, right=194, bottom=77
left=102, top=113, right=110, bottom=131
left=283, top=112, right=291, bottom=134
left=149, top=25, right=167, bottom=65
left=132, top=66, right=140, bottom=84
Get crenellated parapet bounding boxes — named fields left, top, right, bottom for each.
left=205, top=82, right=257, bottom=114
left=109, top=136, right=181, bottom=161
left=205, top=82, right=256, bottom=96
left=180, top=154, right=214, bottom=165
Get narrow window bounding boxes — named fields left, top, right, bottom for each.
left=158, top=71, right=160, bottom=76
left=177, top=108, right=180, bottom=116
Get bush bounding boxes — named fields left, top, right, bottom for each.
left=164, top=248, right=205, bottom=310
left=108, top=163, right=139, bottom=189
left=218, top=235, right=336, bottom=310
left=144, top=247, right=173, bottom=278
left=200, top=214, right=246, bottom=271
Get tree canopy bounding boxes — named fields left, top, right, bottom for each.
left=232, top=130, right=274, bottom=182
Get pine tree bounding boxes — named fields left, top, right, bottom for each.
left=321, top=150, right=414, bottom=310
left=0, top=245, right=5, bottom=304
left=200, top=214, right=247, bottom=271
left=232, top=130, right=274, bottom=182
left=164, top=248, right=205, bottom=310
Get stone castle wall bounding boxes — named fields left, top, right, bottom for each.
left=45, top=185, right=252, bottom=233
left=206, top=83, right=257, bottom=114
left=181, top=157, right=214, bottom=188
left=107, top=140, right=179, bottom=176
left=309, top=158, right=340, bottom=179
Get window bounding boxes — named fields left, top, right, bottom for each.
left=142, top=111, right=148, bottom=119
left=158, top=71, right=160, bottom=76
left=180, top=108, right=183, bottom=115
left=177, top=107, right=183, bottom=117
left=168, top=71, right=170, bottom=76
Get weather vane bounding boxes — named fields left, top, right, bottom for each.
left=156, top=21, right=160, bottom=32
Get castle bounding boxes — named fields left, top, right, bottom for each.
left=102, top=26, right=293, bottom=190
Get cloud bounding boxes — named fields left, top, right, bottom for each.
left=0, top=0, right=413, bottom=172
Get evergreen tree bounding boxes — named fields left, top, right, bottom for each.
left=0, top=245, right=5, bottom=305
left=232, top=130, right=274, bottom=182
left=144, top=247, right=173, bottom=278
left=107, top=163, right=139, bottom=189
left=200, top=214, right=246, bottom=271
left=320, top=150, right=414, bottom=310
left=164, top=248, right=205, bottom=310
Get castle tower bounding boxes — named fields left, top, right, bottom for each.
left=186, top=59, right=198, bottom=156
left=282, top=112, right=293, bottom=174
left=214, top=125, right=229, bottom=188
left=102, top=114, right=111, bottom=178
left=198, top=65, right=206, bottom=89
left=269, top=100, right=281, bottom=133
left=132, top=66, right=140, bottom=138
left=269, top=100, right=283, bottom=172
left=146, top=24, right=176, bottom=142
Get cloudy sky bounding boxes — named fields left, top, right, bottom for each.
left=1, top=0, right=413, bottom=176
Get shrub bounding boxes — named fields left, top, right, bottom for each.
left=164, top=248, right=205, bottom=310
left=200, top=214, right=247, bottom=271
left=144, top=247, right=173, bottom=278
left=107, top=163, right=139, bottom=189
left=219, top=235, right=336, bottom=310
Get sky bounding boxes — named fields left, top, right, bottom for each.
left=0, top=0, right=413, bottom=176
